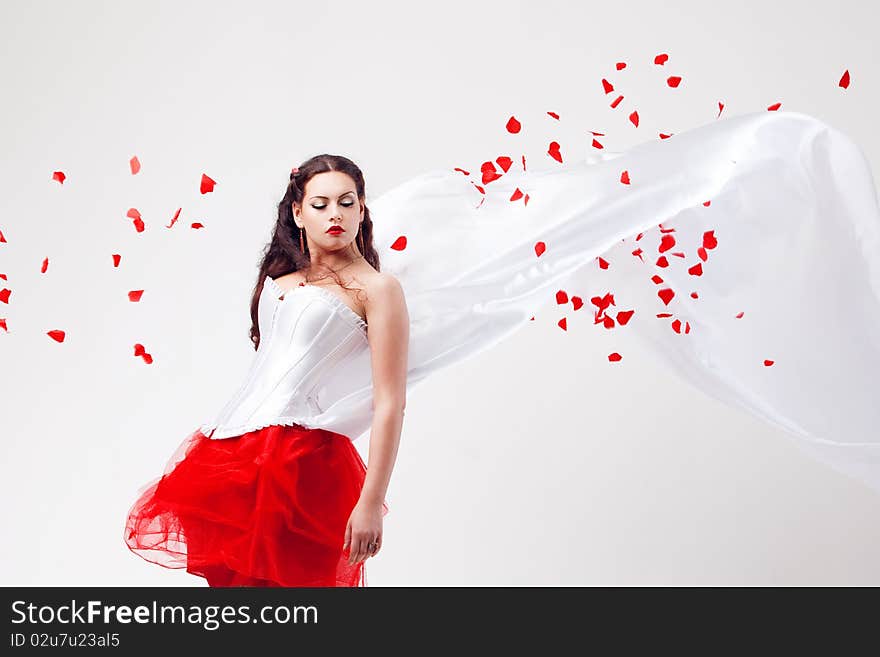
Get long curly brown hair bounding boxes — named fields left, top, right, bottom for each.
left=248, top=154, right=381, bottom=351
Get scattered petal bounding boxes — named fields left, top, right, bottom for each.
left=128, top=290, right=144, bottom=302
left=629, top=110, right=639, bottom=127
left=130, top=156, right=141, bottom=175
left=688, top=262, right=703, bottom=276
left=112, top=254, right=121, bottom=267
left=764, top=359, right=774, bottom=366
left=571, top=296, right=584, bottom=311
left=597, top=256, right=609, bottom=270
left=616, top=310, right=634, bottom=325
left=654, top=53, right=669, bottom=65
left=615, top=62, right=626, bottom=70
left=591, top=138, right=604, bottom=149
left=767, top=102, right=782, bottom=111
left=620, top=170, right=630, bottom=185
left=547, top=141, right=563, bottom=163
left=41, top=258, right=48, bottom=273
left=190, top=222, right=204, bottom=229
left=608, top=352, right=622, bottom=362
left=0, top=288, right=9, bottom=303
left=168, top=207, right=182, bottom=229
left=655, top=256, right=669, bottom=268
left=557, top=317, right=567, bottom=331
left=47, top=329, right=65, bottom=342
left=52, top=171, right=66, bottom=184
left=555, top=290, right=568, bottom=304
left=610, top=95, right=624, bottom=109
left=602, top=78, right=614, bottom=94
left=667, top=75, right=682, bottom=88
left=506, top=116, right=521, bottom=133
left=703, top=230, right=718, bottom=249
left=390, top=235, right=407, bottom=251
left=496, top=156, right=513, bottom=172
left=658, top=234, right=676, bottom=252
left=839, top=69, right=850, bottom=89
left=547, top=111, right=560, bottom=120
left=736, top=311, right=744, bottom=319
left=200, top=173, right=217, bottom=194
left=658, top=288, right=675, bottom=305
left=534, top=241, right=546, bottom=257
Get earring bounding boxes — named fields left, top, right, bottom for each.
left=358, top=225, right=364, bottom=253
left=299, top=226, right=305, bottom=251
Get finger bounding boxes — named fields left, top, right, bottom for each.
left=342, top=522, right=352, bottom=557
left=349, top=534, right=364, bottom=565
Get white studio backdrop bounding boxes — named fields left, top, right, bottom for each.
left=1, top=0, right=878, bottom=585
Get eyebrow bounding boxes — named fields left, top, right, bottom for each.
left=309, top=191, right=356, bottom=200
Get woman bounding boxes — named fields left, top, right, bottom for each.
left=127, top=110, right=880, bottom=586
left=125, top=155, right=406, bottom=587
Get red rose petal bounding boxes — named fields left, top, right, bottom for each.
left=598, top=257, right=609, bottom=270
left=128, top=290, right=144, bottom=302
left=610, top=95, right=623, bottom=109
left=534, top=241, right=546, bottom=257
left=654, top=53, right=668, bottom=65
left=168, top=207, right=182, bottom=228
left=200, top=173, right=216, bottom=194
left=510, top=188, right=524, bottom=202
left=591, top=138, right=604, bottom=149
left=688, top=262, right=703, bottom=276
left=697, top=247, right=708, bottom=261
left=571, top=296, right=583, bottom=311
left=703, top=200, right=711, bottom=207
left=690, top=292, right=699, bottom=299
left=112, top=254, right=121, bottom=267
left=602, top=78, right=614, bottom=94
left=667, top=75, right=682, bottom=88
left=839, top=69, right=850, bottom=89
left=41, top=258, right=48, bottom=273
left=130, top=156, right=141, bottom=175
left=52, top=171, right=66, bottom=184
left=736, top=311, right=744, bottom=319
left=0, top=288, right=10, bottom=304
left=454, top=167, right=471, bottom=176
left=616, top=310, right=634, bottom=325
left=658, top=234, right=675, bottom=252
left=133, top=217, right=145, bottom=232
left=608, top=352, right=622, bottom=362
left=134, top=343, right=146, bottom=356
left=659, top=133, right=672, bottom=139
left=703, top=230, right=718, bottom=249
left=764, top=359, right=774, bottom=366
left=496, top=156, right=512, bottom=172
left=616, top=62, right=626, bottom=70
left=0, top=318, right=7, bottom=332
left=390, top=235, right=407, bottom=251
left=767, top=103, right=781, bottom=111
left=191, top=222, right=204, bottom=229
left=629, top=110, right=639, bottom=127
left=558, top=317, right=567, bottom=331
left=620, top=170, right=630, bottom=184
left=506, top=116, right=521, bottom=133
left=655, top=256, right=669, bottom=268
left=47, top=329, right=65, bottom=342
left=481, top=161, right=502, bottom=184
left=547, top=111, right=560, bottom=120
left=556, top=290, right=568, bottom=304
left=650, top=275, right=664, bottom=284
left=547, top=141, right=563, bottom=163
left=672, top=319, right=682, bottom=333
left=658, top=288, right=675, bottom=305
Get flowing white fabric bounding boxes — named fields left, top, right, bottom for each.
left=363, top=109, right=880, bottom=494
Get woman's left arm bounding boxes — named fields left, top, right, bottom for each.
left=343, top=273, right=409, bottom=565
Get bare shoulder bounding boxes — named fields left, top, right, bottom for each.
left=364, top=271, right=408, bottom=314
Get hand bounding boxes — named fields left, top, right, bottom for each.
left=342, top=498, right=384, bottom=565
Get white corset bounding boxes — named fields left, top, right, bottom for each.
left=199, top=276, right=374, bottom=441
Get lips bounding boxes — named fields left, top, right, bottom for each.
left=326, top=226, right=345, bottom=234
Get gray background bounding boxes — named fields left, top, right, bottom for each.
left=1, top=0, right=878, bottom=585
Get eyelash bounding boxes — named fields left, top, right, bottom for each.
left=312, top=201, right=354, bottom=209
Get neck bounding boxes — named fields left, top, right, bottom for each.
left=307, top=247, right=363, bottom=274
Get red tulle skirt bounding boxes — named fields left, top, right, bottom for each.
left=124, top=423, right=388, bottom=587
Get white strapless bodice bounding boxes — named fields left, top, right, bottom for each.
left=198, top=276, right=374, bottom=441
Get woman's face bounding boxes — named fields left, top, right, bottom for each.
left=294, top=171, right=364, bottom=253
